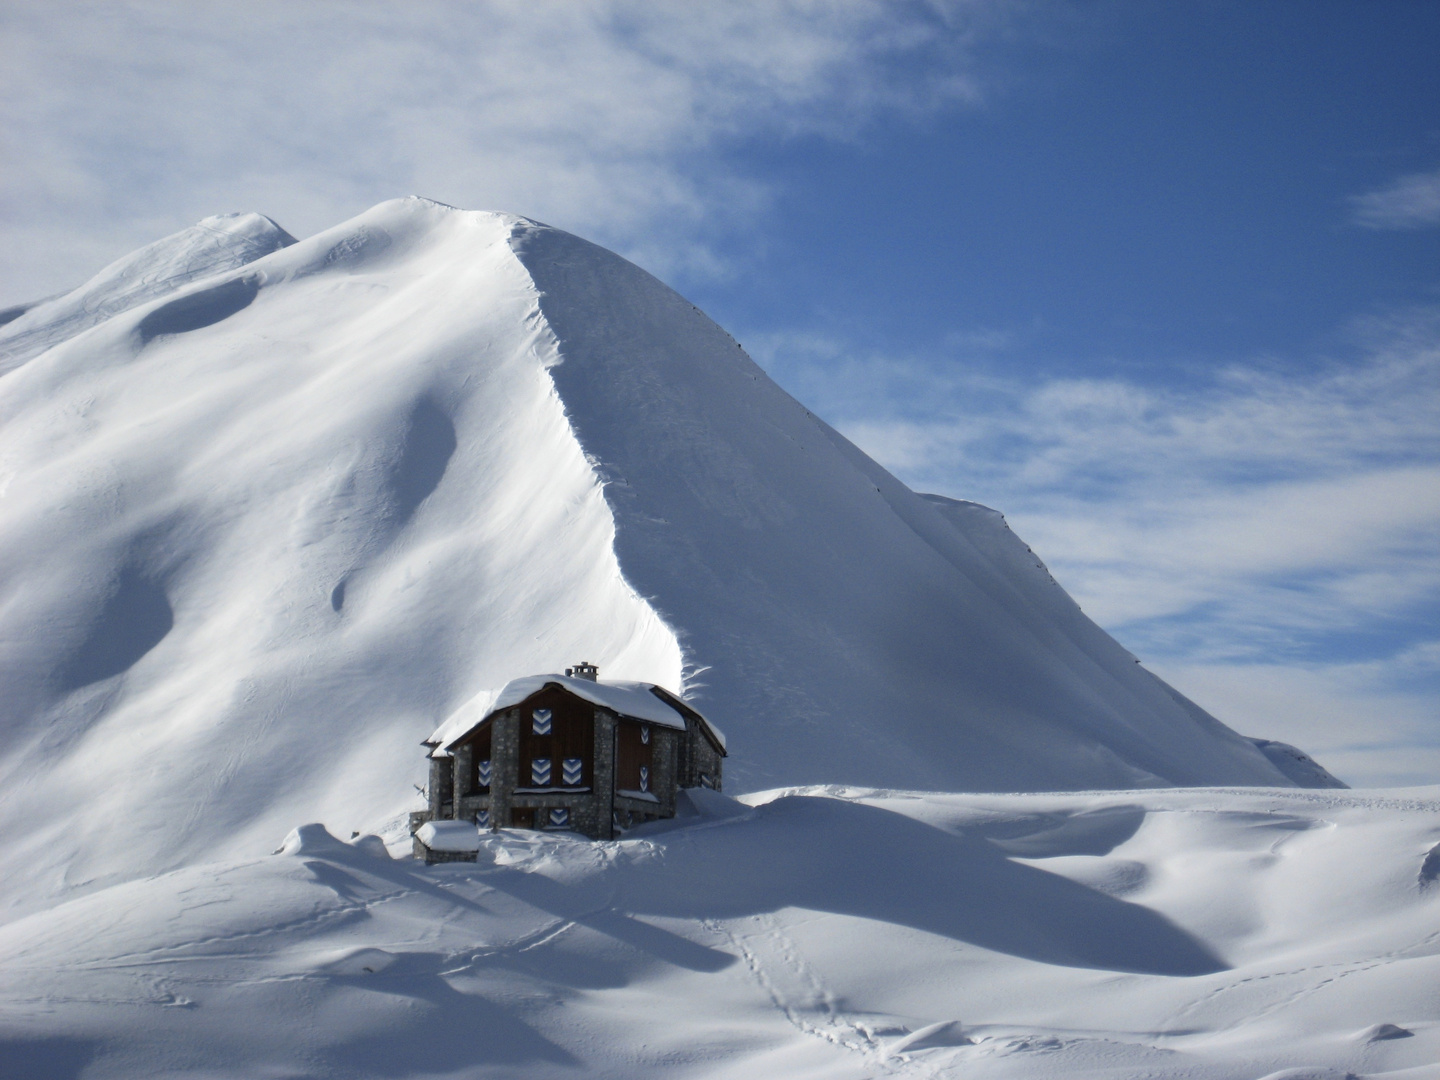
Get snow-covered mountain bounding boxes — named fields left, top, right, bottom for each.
left=0, top=198, right=1331, bottom=909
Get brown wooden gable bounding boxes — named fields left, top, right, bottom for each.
left=514, top=684, right=595, bottom=790
left=451, top=715, right=493, bottom=746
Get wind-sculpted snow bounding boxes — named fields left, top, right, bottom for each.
left=134, top=274, right=261, bottom=344
left=0, top=198, right=1313, bottom=914
left=0, top=787, right=1435, bottom=1079
left=53, top=567, right=174, bottom=691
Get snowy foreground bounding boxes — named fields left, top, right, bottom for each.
left=2, top=785, right=1437, bottom=1080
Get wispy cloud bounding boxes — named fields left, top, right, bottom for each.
left=0, top=1, right=1003, bottom=302
left=751, top=310, right=1440, bottom=785
left=1350, top=166, right=1440, bottom=229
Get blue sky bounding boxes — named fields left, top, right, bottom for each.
left=2, top=1, right=1436, bottom=784
left=708, top=2, right=1439, bottom=371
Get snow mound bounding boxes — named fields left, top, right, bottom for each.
left=348, top=834, right=392, bottom=859
left=276, top=823, right=349, bottom=856
left=315, top=947, right=399, bottom=976
left=884, top=1019, right=973, bottom=1056
left=1359, top=1023, right=1414, bottom=1042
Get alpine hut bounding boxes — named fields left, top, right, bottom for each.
left=412, top=663, right=726, bottom=857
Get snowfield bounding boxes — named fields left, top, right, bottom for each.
left=0, top=198, right=1415, bottom=1078
left=1, top=787, right=1437, bottom=1079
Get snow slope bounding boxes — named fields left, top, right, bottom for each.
left=519, top=225, right=1303, bottom=794
left=0, top=786, right=1435, bottom=1079
left=0, top=198, right=1317, bottom=912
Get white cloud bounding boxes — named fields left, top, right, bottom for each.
left=752, top=311, right=1440, bottom=783
left=1350, top=166, right=1440, bottom=229
left=0, top=0, right=999, bottom=303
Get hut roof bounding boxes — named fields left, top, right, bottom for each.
left=425, top=674, right=726, bottom=757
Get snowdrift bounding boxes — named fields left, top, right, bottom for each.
left=1, top=786, right=1435, bottom=1079
left=0, top=198, right=1325, bottom=907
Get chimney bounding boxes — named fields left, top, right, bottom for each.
left=565, top=661, right=599, bottom=682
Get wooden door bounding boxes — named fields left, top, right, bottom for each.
left=615, top=719, right=654, bottom=795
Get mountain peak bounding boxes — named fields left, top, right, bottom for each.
left=0, top=200, right=1317, bottom=907
left=0, top=211, right=295, bottom=374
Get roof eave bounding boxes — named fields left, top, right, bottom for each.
left=646, top=685, right=728, bottom=756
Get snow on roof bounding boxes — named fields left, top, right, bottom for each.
left=415, top=819, right=480, bottom=853
left=426, top=674, right=725, bottom=756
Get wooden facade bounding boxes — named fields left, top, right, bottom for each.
left=413, top=667, right=725, bottom=855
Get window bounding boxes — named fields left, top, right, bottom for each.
left=477, top=759, right=492, bottom=788
left=475, top=809, right=489, bottom=828
left=531, top=758, right=552, bottom=786
left=547, top=808, right=569, bottom=829
left=562, top=757, right=583, bottom=786
left=532, top=708, right=552, bottom=735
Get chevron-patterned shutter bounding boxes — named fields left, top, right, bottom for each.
left=532, top=708, right=552, bottom=735
left=639, top=765, right=650, bottom=792
left=562, top=758, right=583, bottom=786
left=640, top=724, right=650, bottom=745
left=476, top=809, right=489, bottom=828
left=548, top=808, right=569, bottom=828
left=477, top=759, right=492, bottom=787
left=531, top=757, right=552, bottom=785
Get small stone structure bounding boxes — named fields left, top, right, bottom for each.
left=413, top=819, right=481, bottom=864
left=411, top=664, right=726, bottom=859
